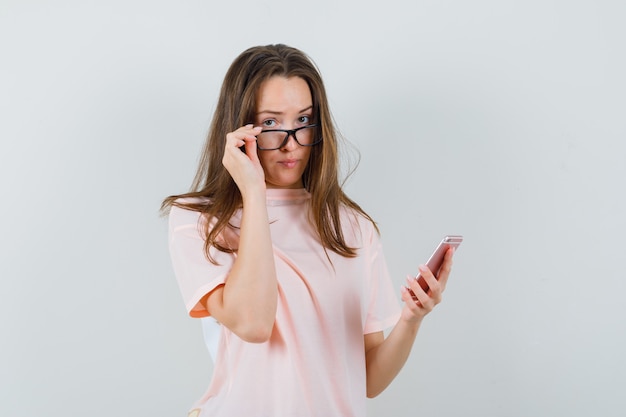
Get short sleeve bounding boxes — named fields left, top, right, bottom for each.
left=363, top=224, right=401, bottom=334
left=168, top=204, right=236, bottom=318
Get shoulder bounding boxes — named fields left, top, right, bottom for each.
left=168, top=197, right=210, bottom=230
left=339, top=204, right=380, bottom=246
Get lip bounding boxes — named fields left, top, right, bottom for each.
left=278, top=158, right=299, bottom=169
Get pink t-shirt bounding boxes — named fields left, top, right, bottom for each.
left=168, top=188, right=401, bottom=417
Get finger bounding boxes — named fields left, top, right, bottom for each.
left=400, top=285, right=423, bottom=309
left=406, top=276, right=435, bottom=310
left=243, top=126, right=262, bottom=163
left=225, top=132, right=246, bottom=149
left=402, top=282, right=420, bottom=304
left=224, top=128, right=261, bottom=165
left=228, top=125, right=259, bottom=143
left=416, top=265, right=444, bottom=305
left=418, top=265, right=440, bottom=291
left=436, top=247, right=455, bottom=287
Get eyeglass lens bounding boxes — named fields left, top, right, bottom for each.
left=256, top=125, right=319, bottom=150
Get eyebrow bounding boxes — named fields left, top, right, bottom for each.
left=256, top=105, right=313, bottom=116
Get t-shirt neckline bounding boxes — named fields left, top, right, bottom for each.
left=265, top=188, right=310, bottom=206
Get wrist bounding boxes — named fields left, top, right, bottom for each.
left=399, top=308, right=424, bottom=330
left=240, top=184, right=267, bottom=205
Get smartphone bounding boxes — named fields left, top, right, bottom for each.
left=415, top=235, right=463, bottom=292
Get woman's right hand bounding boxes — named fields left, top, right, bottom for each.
left=212, top=126, right=278, bottom=344
left=222, top=124, right=265, bottom=196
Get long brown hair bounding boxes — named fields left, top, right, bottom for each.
left=161, top=44, right=377, bottom=263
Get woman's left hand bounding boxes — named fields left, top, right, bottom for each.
left=400, top=247, right=454, bottom=323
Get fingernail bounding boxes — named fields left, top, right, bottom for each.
left=418, top=265, right=427, bottom=272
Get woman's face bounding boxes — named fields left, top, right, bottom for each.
left=254, top=76, right=314, bottom=189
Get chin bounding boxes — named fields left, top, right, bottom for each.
left=266, top=177, right=304, bottom=189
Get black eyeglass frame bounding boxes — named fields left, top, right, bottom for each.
left=256, top=124, right=322, bottom=150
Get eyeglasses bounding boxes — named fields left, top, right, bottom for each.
left=256, top=124, right=322, bottom=150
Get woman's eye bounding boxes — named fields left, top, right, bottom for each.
left=262, top=120, right=276, bottom=128
left=298, top=116, right=311, bottom=125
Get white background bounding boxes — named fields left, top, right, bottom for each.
left=1, top=1, right=625, bottom=416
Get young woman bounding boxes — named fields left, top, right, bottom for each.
left=162, top=44, right=454, bottom=417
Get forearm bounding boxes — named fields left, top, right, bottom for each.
left=366, top=256, right=454, bottom=396
left=365, top=317, right=423, bottom=397
left=210, top=190, right=278, bottom=341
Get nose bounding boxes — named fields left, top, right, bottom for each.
left=280, top=132, right=299, bottom=151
